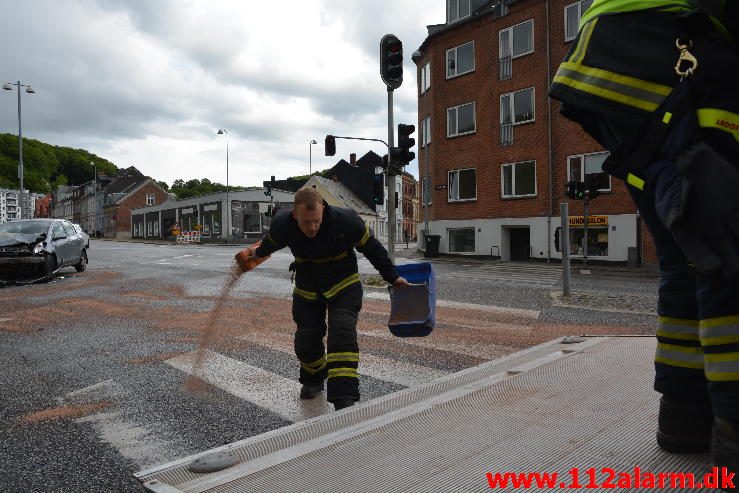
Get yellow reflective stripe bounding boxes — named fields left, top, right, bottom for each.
left=294, top=251, right=349, bottom=264
left=553, top=74, right=660, bottom=112
left=300, top=356, right=326, bottom=368
left=655, top=342, right=705, bottom=369
left=300, top=360, right=326, bottom=375
left=266, top=234, right=279, bottom=247
left=626, top=173, right=645, bottom=191
left=558, top=63, right=672, bottom=98
left=704, top=353, right=739, bottom=381
left=355, top=225, right=370, bottom=248
left=697, top=108, right=739, bottom=142
left=293, top=286, right=318, bottom=300
left=705, top=371, right=739, bottom=381
left=658, top=316, right=699, bottom=341
left=571, top=19, right=597, bottom=65
left=327, top=367, right=359, bottom=379
left=322, top=273, right=361, bottom=299
left=662, top=112, right=673, bottom=124
left=701, top=315, right=739, bottom=345
left=326, top=352, right=359, bottom=363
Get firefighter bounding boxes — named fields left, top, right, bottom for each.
left=549, top=0, right=738, bottom=476
left=240, top=187, right=408, bottom=410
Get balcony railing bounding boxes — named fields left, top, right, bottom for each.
left=500, top=123, right=514, bottom=146
left=499, top=56, right=512, bottom=81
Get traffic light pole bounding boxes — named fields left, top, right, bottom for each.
left=583, top=193, right=590, bottom=270
left=560, top=203, right=571, bottom=297
left=387, top=88, right=396, bottom=263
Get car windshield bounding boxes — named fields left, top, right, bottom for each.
left=0, top=221, right=50, bottom=236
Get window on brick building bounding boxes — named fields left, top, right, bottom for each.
left=502, top=160, right=537, bottom=198
left=146, top=193, right=155, bottom=206
left=420, top=176, right=432, bottom=206
left=449, top=228, right=475, bottom=253
left=499, top=19, right=534, bottom=59
left=419, top=62, right=431, bottom=95
left=447, top=0, right=471, bottom=23
left=500, top=87, right=535, bottom=125
left=446, top=41, right=474, bottom=78
left=565, top=0, right=594, bottom=41
left=567, top=152, right=611, bottom=191
left=448, top=168, right=476, bottom=201
left=448, top=102, right=476, bottom=137
left=421, top=116, right=432, bottom=147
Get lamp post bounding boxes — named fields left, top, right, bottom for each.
left=90, top=161, right=97, bottom=236
left=309, top=139, right=317, bottom=175
left=411, top=51, right=430, bottom=246
left=3, top=81, right=36, bottom=220
left=217, top=129, right=229, bottom=242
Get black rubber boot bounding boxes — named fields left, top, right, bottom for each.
left=656, top=397, right=713, bottom=453
left=712, top=417, right=739, bottom=492
left=300, top=383, right=323, bottom=400
left=333, top=399, right=356, bottom=411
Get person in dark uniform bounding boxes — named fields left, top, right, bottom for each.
left=240, top=187, right=408, bottom=410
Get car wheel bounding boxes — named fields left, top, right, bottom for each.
left=75, top=250, right=88, bottom=272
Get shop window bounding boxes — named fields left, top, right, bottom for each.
left=449, top=228, right=475, bottom=253
left=569, top=227, right=608, bottom=257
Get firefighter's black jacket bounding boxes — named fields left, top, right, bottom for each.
left=255, top=203, right=399, bottom=301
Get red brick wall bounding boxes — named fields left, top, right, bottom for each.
left=115, top=181, right=169, bottom=236
left=416, top=0, right=638, bottom=224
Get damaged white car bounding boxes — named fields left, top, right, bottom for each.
left=0, top=218, right=88, bottom=284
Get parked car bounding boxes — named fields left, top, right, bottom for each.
left=72, top=223, right=90, bottom=249
left=0, top=218, right=88, bottom=284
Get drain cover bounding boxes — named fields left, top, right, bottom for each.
left=188, top=450, right=239, bottom=473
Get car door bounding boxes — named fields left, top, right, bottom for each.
left=51, top=221, right=70, bottom=265
left=61, top=221, right=81, bottom=264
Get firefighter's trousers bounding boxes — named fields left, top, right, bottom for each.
left=629, top=187, right=739, bottom=421
left=292, top=282, right=362, bottom=404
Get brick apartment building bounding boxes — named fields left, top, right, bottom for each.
left=413, top=0, right=653, bottom=264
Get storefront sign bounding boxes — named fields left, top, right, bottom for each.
left=569, top=215, right=608, bottom=227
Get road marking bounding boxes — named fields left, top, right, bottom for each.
left=165, top=351, right=333, bottom=422
left=0, top=318, right=14, bottom=322
left=237, top=332, right=448, bottom=388
left=363, top=291, right=540, bottom=319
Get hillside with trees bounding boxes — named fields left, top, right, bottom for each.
left=0, top=133, right=118, bottom=194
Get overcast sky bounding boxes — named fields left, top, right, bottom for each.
left=1, top=0, right=445, bottom=189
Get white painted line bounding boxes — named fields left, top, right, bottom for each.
left=0, top=318, right=14, bottom=322
left=237, top=332, right=448, bottom=388
left=363, top=291, right=540, bottom=319
left=165, top=351, right=333, bottom=422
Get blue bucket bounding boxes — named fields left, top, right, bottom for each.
left=388, top=262, right=436, bottom=337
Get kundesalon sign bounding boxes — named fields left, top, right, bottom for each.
left=569, top=216, right=608, bottom=226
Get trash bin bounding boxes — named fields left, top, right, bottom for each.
left=424, top=234, right=441, bottom=258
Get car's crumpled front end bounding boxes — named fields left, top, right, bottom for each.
left=0, top=233, right=51, bottom=283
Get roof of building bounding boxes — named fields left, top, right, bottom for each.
left=304, top=176, right=375, bottom=216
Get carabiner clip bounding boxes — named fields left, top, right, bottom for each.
left=674, top=39, right=698, bottom=78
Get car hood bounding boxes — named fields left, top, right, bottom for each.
left=0, top=233, right=45, bottom=247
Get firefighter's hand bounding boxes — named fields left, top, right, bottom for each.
left=392, top=277, right=410, bottom=288
left=234, top=248, right=256, bottom=272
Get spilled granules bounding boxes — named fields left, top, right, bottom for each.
left=19, top=401, right=111, bottom=424
left=183, top=263, right=244, bottom=393
left=128, top=352, right=189, bottom=365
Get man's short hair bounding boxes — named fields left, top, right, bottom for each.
left=294, top=187, right=324, bottom=211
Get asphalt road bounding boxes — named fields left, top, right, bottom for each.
left=0, top=240, right=660, bottom=492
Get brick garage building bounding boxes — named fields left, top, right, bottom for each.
left=413, top=0, right=655, bottom=265
left=102, top=167, right=169, bottom=239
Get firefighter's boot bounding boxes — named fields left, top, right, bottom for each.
left=300, top=383, right=323, bottom=400
left=656, top=397, right=713, bottom=453
left=712, top=417, right=739, bottom=490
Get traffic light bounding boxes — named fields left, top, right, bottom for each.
left=380, top=34, right=403, bottom=90
left=397, top=123, right=415, bottom=163
left=264, top=176, right=275, bottom=196
left=372, top=173, right=384, bottom=205
left=565, top=181, right=586, bottom=200
left=264, top=185, right=271, bottom=197
left=381, top=154, right=389, bottom=170
left=585, top=173, right=603, bottom=200
left=325, top=135, right=336, bottom=156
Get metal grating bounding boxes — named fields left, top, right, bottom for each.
left=137, top=337, right=718, bottom=492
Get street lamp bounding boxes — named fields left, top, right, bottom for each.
left=90, top=161, right=97, bottom=236
left=309, top=139, right=317, bottom=175
left=3, top=81, right=36, bottom=220
left=411, top=50, right=430, bottom=244
left=217, top=129, right=230, bottom=242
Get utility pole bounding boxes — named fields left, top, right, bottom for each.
left=561, top=203, right=571, bottom=296
left=386, top=89, right=396, bottom=263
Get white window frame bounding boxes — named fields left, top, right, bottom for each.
left=421, top=116, right=432, bottom=147
left=448, top=0, right=471, bottom=23
left=447, top=102, right=476, bottom=137
left=446, top=41, right=475, bottom=79
left=499, top=19, right=534, bottom=59
left=567, top=151, right=612, bottom=192
left=565, top=0, right=594, bottom=41
left=500, top=87, right=535, bottom=125
left=419, top=62, right=431, bottom=95
left=146, top=193, right=155, bottom=206
left=448, top=167, right=477, bottom=202
left=501, top=160, right=538, bottom=198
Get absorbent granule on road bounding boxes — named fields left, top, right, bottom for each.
left=19, top=401, right=111, bottom=424
left=184, top=263, right=244, bottom=392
